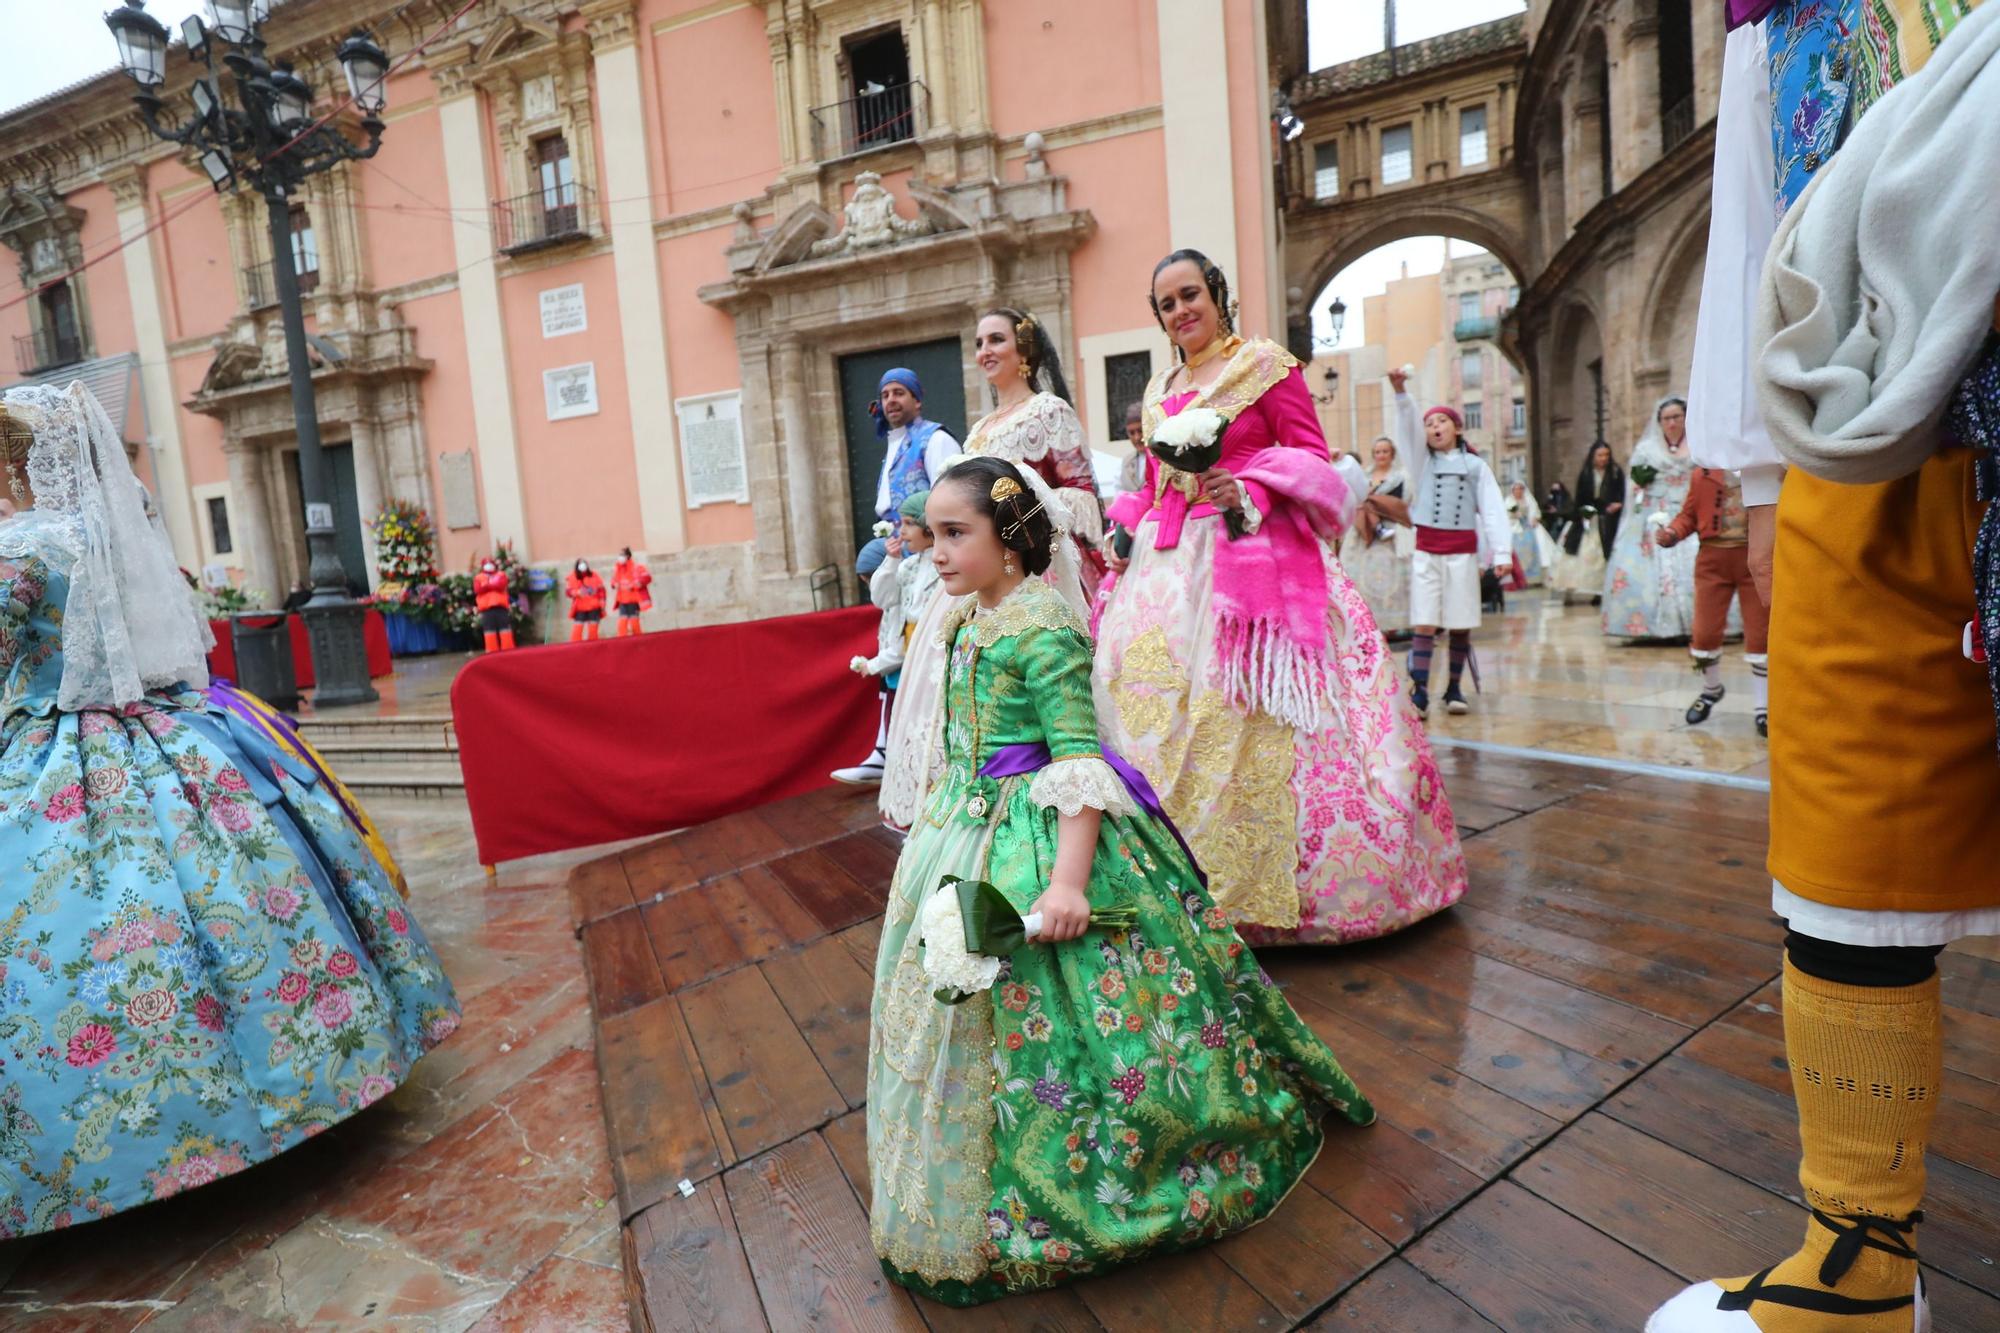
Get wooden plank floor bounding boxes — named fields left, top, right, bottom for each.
left=570, top=756, right=2000, bottom=1332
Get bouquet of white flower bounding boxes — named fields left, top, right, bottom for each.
left=872, top=520, right=896, bottom=540
left=1148, top=407, right=1244, bottom=539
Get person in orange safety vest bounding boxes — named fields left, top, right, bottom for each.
left=611, top=547, right=652, bottom=637
left=474, top=559, right=515, bottom=653
left=566, top=560, right=609, bottom=642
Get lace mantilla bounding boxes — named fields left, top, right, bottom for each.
left=940, top=578, right=1089, bottom=650
left=1028, top=756, right=1138, bottom=818
left=0, top=382, right=212, bottom=709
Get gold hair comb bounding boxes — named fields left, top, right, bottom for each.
left=990, top=475, right=1023, bottom=502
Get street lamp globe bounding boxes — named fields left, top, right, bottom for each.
left=336, top=31, right=389, bottom=118
left=207, top=0, right=268, bottom=45
left=1327, top=296, right=1348, bottom=343
left=105, top=0, right=171, bottom=89
left=266, top=62, right=314, bottom=129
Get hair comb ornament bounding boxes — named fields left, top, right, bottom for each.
left=990, top=475, right=1024, bottom=502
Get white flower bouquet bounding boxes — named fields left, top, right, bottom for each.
left=1148, top=407, right=1244, bottom=539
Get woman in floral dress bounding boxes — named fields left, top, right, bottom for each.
left=879, top=309, right=1102, bottom=830
left=1092, top=250, right=1466, bottom=946
left=1600, top=396, right=1698, bottom=641
left=868, top=455, right=1370, bottom=1305
left=0, top=384, right=459, bottom=1238
left=1334, top=436, right=1411, bottom=634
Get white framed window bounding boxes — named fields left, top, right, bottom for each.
left=1511, top=398, right=1527, bottom=434
left=1460, top=106, right=1489, bottom=168
left=1458, top=292, right=1480, bottom=322
left=1461, top=350, right=1483, bottom=389
left=1380, top=125, right=1413, bottom=186
left=1313, top=142, right=1340, bottom=200
left=1464, top=400, right=1484, bottom=430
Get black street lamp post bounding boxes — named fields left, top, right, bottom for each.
left=105, top=0, right=390, bottom=706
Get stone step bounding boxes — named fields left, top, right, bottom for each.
left=328, top=760, right=466, bottom=799
left=310, top=740, right=461, bottom=765
left=296, top=715, right=457, bottom=746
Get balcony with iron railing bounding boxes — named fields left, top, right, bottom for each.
left=1661, top=93, right=1696, bottom=150
left=495, top=183, right=594, bottom=255
left=810, top=80, right=928, bottom=161
left=1453, top=314, right=1501, bottom=343
left=243, top=259, right=319, bottom=310
left=13, top=327, right=84, bottom=375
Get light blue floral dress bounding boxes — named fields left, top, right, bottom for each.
left=0, top=511, right=459, bottom=1238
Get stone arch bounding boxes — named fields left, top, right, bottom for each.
left=1294, top=206, right=1531, bottom=314
left=1639, top=203, right=1710, bottom=395
left=1546, top=296, right=1607, bottom=480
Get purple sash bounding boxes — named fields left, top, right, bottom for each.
left=979, top=743, right=1207, bottom=887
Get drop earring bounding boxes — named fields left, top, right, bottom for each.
left=1003, top=553, right=1017, bottom=577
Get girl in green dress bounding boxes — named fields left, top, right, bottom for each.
left=867, top=455, right=1374, bottom=1307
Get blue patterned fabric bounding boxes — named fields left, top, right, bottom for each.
left=1944, top=336, right=2000, bottom=758
left=1767, top=0, right=1862, bottom=211
left=0, top=513, right=459, bottom=1238
left=883, top=417, right=944, bottom=522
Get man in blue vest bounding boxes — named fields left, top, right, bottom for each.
left=833, top=367, right=958, bottom=786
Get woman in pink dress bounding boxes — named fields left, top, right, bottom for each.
left=1093, top=250, right=1467, bottom=944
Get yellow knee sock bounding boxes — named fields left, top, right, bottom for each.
left=1714, top=958, right=1940, bottom=1330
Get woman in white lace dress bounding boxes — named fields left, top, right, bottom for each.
left=878, top=309, right=1103, bottom=830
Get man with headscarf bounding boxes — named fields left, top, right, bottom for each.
left=834, top=369, right=958, bottom=786
left=1389, top=371, right=1511, bottom=717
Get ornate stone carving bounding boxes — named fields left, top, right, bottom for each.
left=807, top=172, right=932, bottom=258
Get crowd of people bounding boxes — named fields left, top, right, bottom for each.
left=5, top=6, right=1994, bottom=1322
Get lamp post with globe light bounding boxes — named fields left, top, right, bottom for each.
left=104, top=0, right=390, bottom=705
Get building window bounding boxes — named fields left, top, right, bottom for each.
left=1511, top=398, right=1527, bottom=434
left=1461, top=350, right=1483, bottom=389
left=535, top=134, right=579, bottom=235
left=288, top=205, right=318, bottom=294
left=1380, top=124, right=1413, bottom=186
left=1104, top=351, right=1152, bottom=443
left=1589, top=358, right=1606, bottom=439
left=28, top=280, right=83, bottom=370
left=845, top=27, right=914, bottom=151
left=1313, top=142, right=1340, bottom=200
left=1464, top=400, right=1483, bottom=431
left=1659, top=0, right=1697, bottom=147
left=1595, top=46, right=1614, bottom=199
left=1459, top=105, right=1488, bottom=168
left=207, top=495, right=233, bottom=555
left=1458, top=291, right=1480, bottom=323
left=1507, top=284, right=1520, bottom=308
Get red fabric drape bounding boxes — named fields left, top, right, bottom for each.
left=206, top=610, right=393, bottom=688
left=452, top=606, right=881, bottom=865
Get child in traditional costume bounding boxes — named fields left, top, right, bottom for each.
left=1389, top=384, right=1512, bottom=716
left=849, top=493, right=939, bottom=770
left=1336, top=435, right=1412, bottom=634
left=834, top=537, right=898, bottom=786
left=867, top=454, right=1371, bottom=1306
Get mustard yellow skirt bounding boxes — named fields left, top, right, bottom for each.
left=1768, top=448, right=1999, bottom=913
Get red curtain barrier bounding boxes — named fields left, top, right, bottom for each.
left=451, top=606, right=881, bottom=865
left=207, top=611, right=393, bottom=688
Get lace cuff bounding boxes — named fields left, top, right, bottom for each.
left=1236, top=487, right=1265, bottom=536
left=1028, top=755, right=1137, bottom=818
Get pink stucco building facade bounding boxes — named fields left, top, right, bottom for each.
left=1, top=0, right=1287, bottom=624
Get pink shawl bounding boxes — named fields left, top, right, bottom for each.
left=1147, top=354, right=1351, bottom=728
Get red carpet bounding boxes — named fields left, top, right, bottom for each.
left=451, top=606, right=880, bottom=864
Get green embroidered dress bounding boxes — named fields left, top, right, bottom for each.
left=866, top=578, right=1372, bottom=1306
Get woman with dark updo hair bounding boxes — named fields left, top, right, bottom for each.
left=1093, top=248, right=1467, bottom=946
left=878, top=307, right=1103, bottom=831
